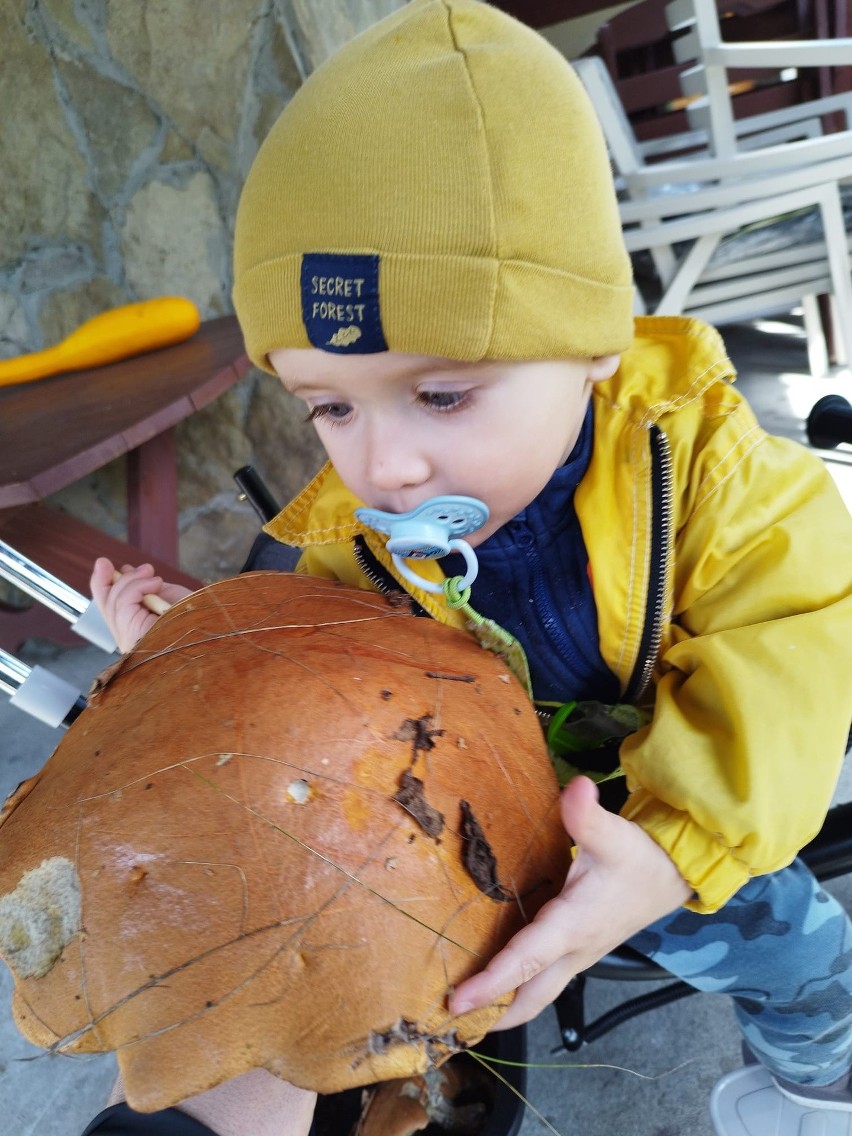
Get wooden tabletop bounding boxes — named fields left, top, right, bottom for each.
left=0, top=315, right=251, bottom=508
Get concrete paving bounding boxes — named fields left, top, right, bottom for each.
left=1, top=317, right=850, bottom=1136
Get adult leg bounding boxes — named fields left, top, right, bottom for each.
left=95, top=1070, right=317, bottom=1136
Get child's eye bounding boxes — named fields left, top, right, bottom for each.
left=305, top=402, right=352, bottom=425
left=417, top=389, right=469, bottom=412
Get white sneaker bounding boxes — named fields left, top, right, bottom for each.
left=774, top=1070, right=852, bottom=1114
left=710, top=1065, right=852, bottom=1135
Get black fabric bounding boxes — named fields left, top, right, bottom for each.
left=240, top=530, right=300, bottom=573
left=81, top=1104, right=215, bottom=1135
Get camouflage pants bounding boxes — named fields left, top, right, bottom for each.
left=627, top=858, right=852, bottom=1086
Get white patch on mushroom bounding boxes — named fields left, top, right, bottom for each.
left=0, top=857, right=81, bottom=979
left=286, top=778, right=312, bottom=804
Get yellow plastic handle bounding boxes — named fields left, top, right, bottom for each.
left=0, top=297, right=201, bottom=388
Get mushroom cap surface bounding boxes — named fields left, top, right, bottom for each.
left=0, top=574, right=568, bottom=1110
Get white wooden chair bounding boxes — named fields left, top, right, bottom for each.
left=573, top=55, right=852, bottom=373
left=621, top=171, right=852, bottom=373
left=574, top=54, right=852, bottom=192
left=587, top=0, right=850, bottom=158
left=666, top=0, right=852, bottom=159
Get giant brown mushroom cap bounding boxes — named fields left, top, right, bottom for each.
left=0, top=574, right=569, bottom=1111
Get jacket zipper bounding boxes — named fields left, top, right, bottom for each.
left=624, top=424, right=673, bottom=703
left=353, top=537, right=430, bottom=617
left=353, top=536, right=394, bottom=594
left=354, top=424, right=672, bottom=704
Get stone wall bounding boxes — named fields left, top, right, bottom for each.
left=2, top=0, right=404, bottom=581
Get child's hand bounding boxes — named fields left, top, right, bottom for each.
left=90, top=557, right=192, bottom=654
left=449, top=776, right=693, bottom=1030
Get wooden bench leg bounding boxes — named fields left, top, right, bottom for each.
left=126, top=429, right=179, bottom=566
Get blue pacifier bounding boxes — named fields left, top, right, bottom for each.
left=355, top=495, right=489, bottom=595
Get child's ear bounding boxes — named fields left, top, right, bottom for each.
left=588, top=354, right=620, bottom=382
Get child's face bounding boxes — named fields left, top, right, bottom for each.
left=270, top=348, right=619, bottom=546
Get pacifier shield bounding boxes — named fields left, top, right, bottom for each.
left=355, top=496, right=489, bottom=557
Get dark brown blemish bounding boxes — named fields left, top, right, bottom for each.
left=459, top=800, right=513, bottom=903
left=380, top=689, right=393, bottom=700
left=425, top=671, right=476, bottom=683
left=392, top=715, right=444, bottom=762
left=394, top=769, right=445, bottom=838
left=366, top=1017, right=464, bottom=1060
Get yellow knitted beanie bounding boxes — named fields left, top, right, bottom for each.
left=233, top=0, right=634, bottom=370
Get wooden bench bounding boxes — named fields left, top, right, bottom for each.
left=0, top=315, right=250, bottom=652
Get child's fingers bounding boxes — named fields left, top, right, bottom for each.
left=157, top=581, right=194, bottom=608
left=91, top=556, right=115, bottom=582
left=93, top=560, right=155, bottom=605
left=90, top=557, right=117, bottom=604
left=117, top=562, right=155, bottom=583
left=89, top=560, right=175, bottom=653
left=450, top=896, right=575, bottom=1014
left=107, top=564, right=157, bottom=605
left=110, top=567, right=171, bottom=616
left=487, top=954, right=578, bottom=1031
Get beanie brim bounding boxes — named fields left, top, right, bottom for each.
left=236, top=251, right=635, bottom=372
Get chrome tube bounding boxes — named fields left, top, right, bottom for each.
left=0, top=539, right=88, bottom=622
left=1, top=646, right=86, bottom=727
left=0, top=647, right=29, bottom=698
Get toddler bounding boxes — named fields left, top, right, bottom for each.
left=90, top=3, right=852, bottom=1134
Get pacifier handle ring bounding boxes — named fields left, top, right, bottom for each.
left=392, top=539, right=478, bottom=595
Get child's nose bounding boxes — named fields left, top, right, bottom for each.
left=365, top=427, right=431, bottom=494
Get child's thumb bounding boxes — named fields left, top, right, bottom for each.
left=559, top=775, right=612, bottom=853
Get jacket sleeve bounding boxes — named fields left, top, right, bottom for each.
left=620, top=403, right=852, bottom=913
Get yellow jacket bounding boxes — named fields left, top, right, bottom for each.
left=265, top=316, right=852, bottom=913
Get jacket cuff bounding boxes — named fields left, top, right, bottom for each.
left=620, top=789, right=751, bottom=913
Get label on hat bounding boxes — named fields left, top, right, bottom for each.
left=300, top=253, right=388, bottom=354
